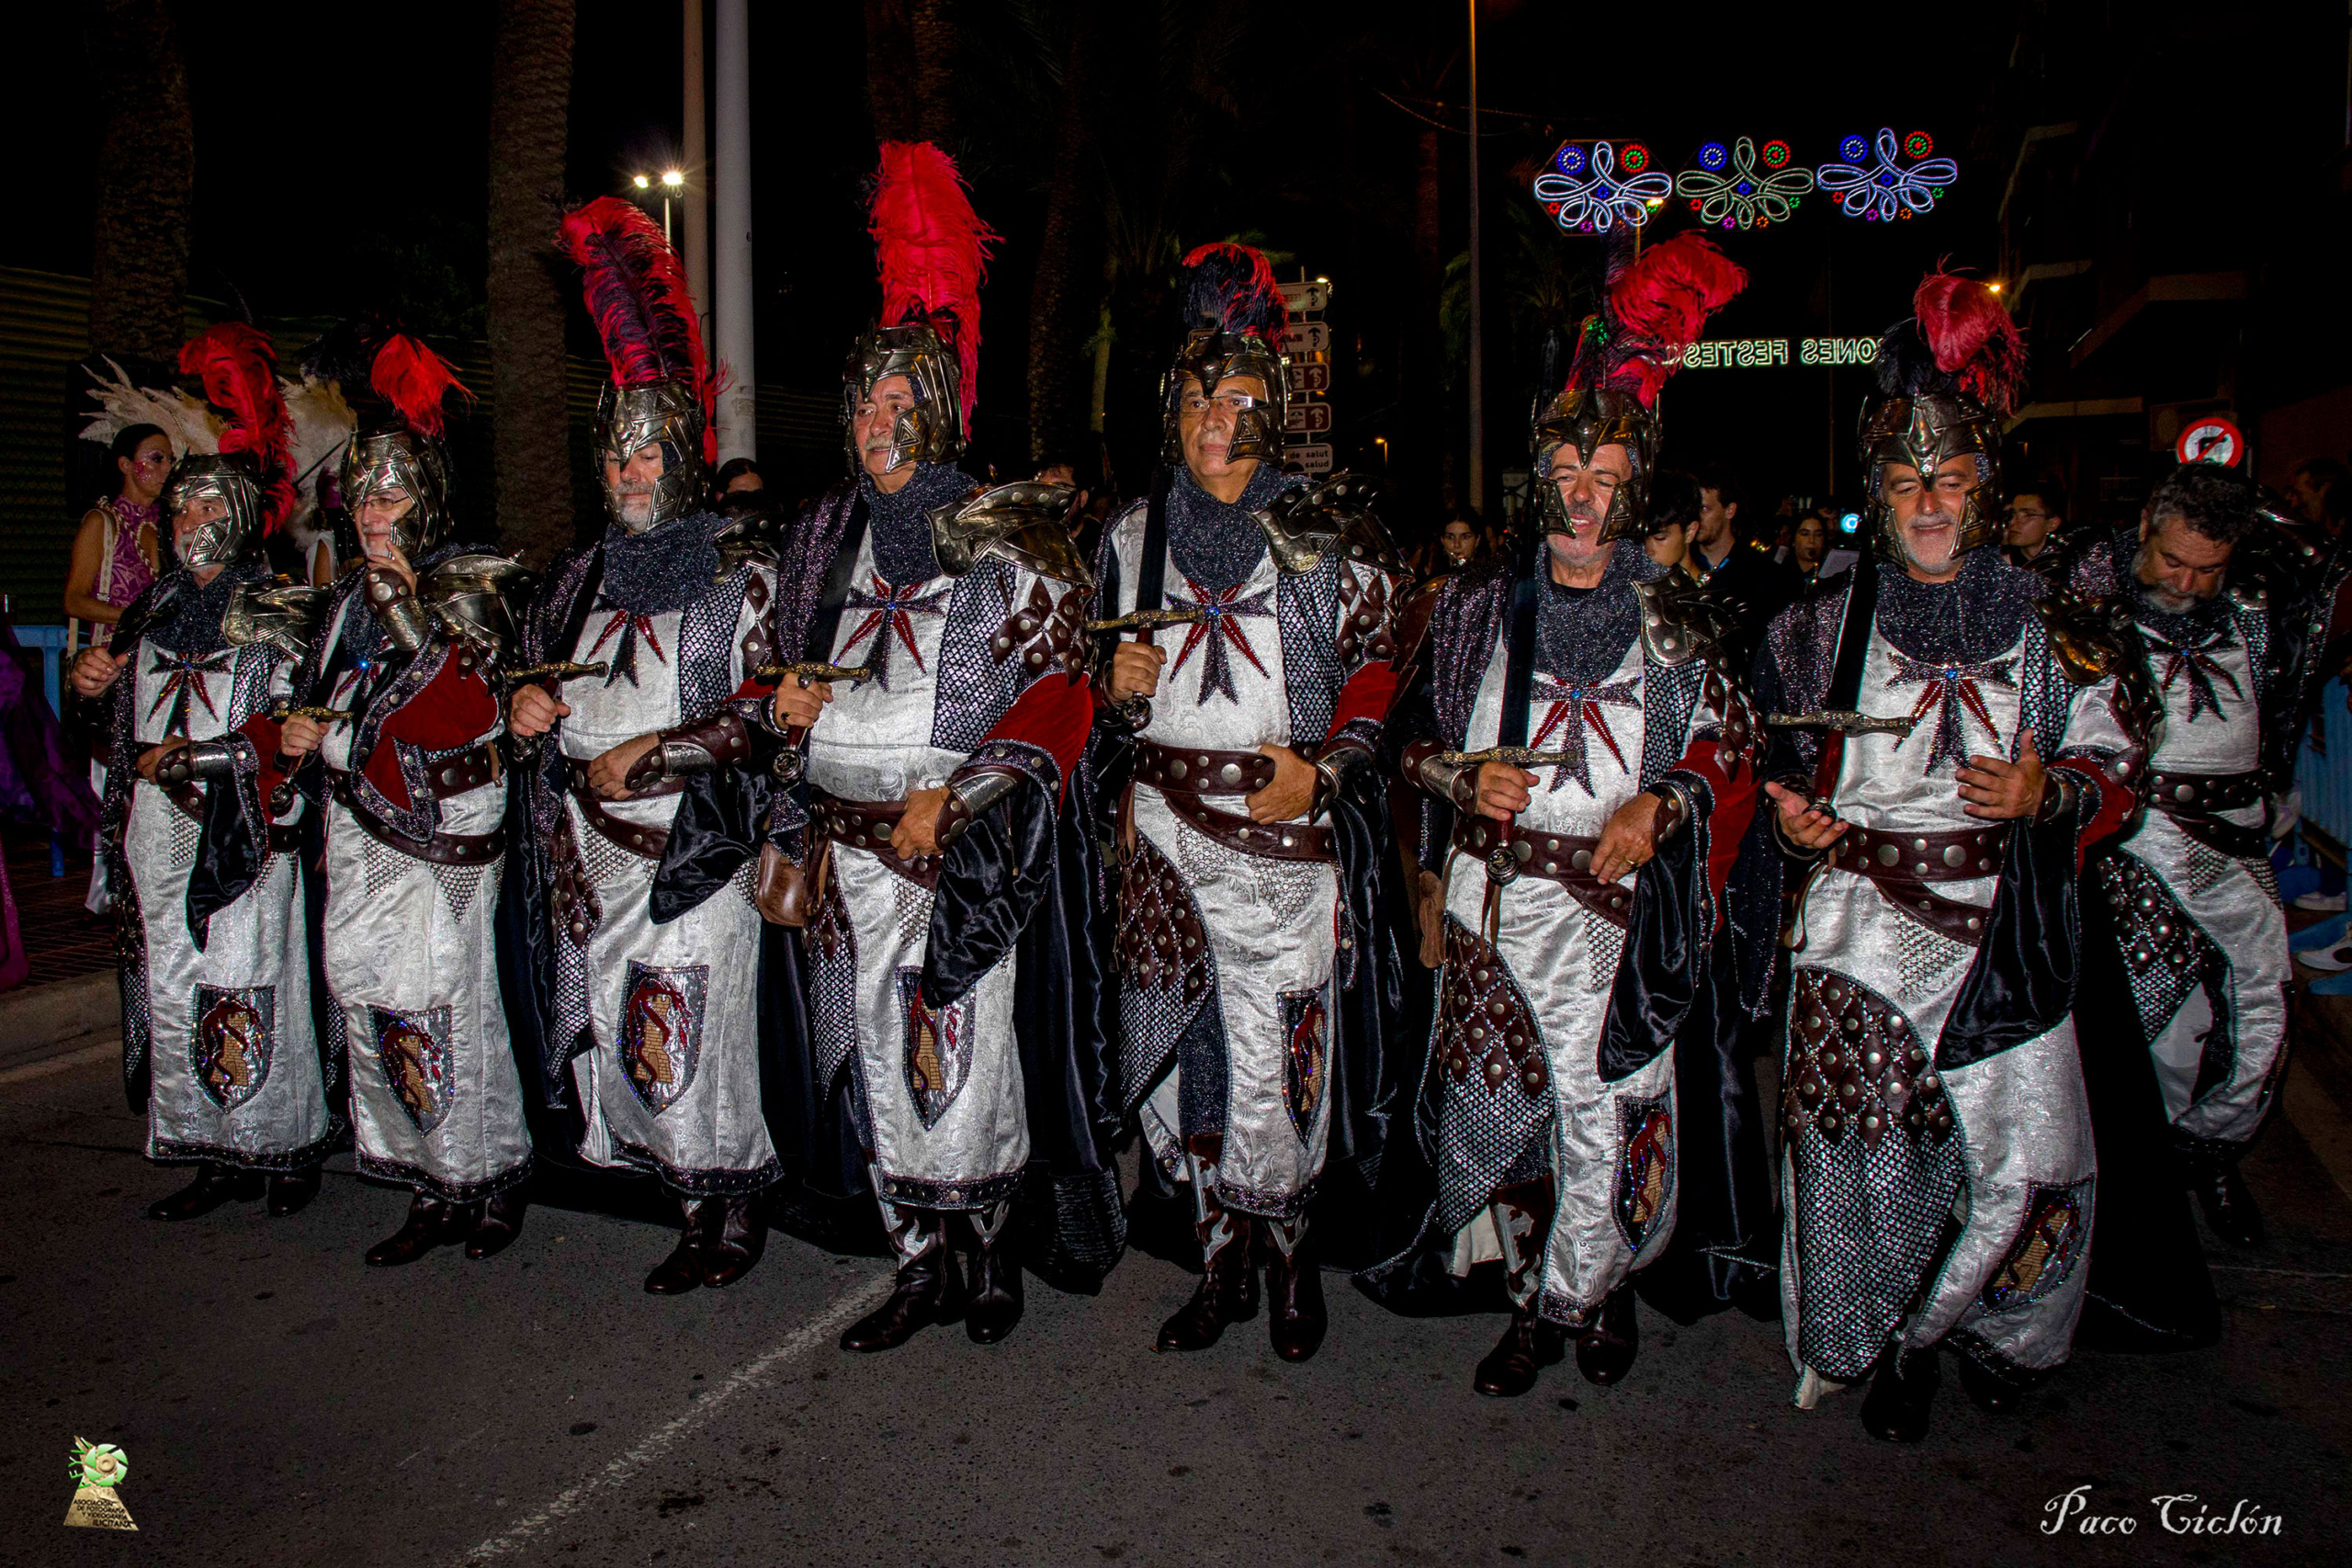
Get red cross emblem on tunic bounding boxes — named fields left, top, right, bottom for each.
left=1166, top=579, right=1276, bottom=705
left=839, top=575, right=953, bottom=690
left=1527, top=672, right=1642, bottom=794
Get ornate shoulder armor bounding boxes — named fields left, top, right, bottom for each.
left=222, top=578, right=333, bottom=663
left=2034, top=588, right=2132, bottom=687
left=1256, top=472, right=1406, bottom=578
left=929, top=479, right=1092, bottom=588
left=712, top=511, right=783, bottom=576
left=422, top=552, right=537, bottom=658
left=1632, top=575, right=1719, bottom=669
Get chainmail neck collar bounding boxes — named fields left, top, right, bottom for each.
left=860, top=462, right=969, bottom=586
left=1167, top=462, right=1288, bottom=594
left=1872, top=547, right=2038, bottom=665
left=1536, top=541, right=1659, bottom=685
left=601, top=510, right=725, bottom=614
left=2131, top=585, right=2233, bottom=647
left=146, top=562, right=261, bottom=656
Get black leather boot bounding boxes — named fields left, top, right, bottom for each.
left=698, top=1192, right=767, bottom=1288
left=147, top=1163, right=263, bottom=1221
left=367, top=1193, right=454, bottom=1267
left=1575, top=1284, right=1640, bottom=1386
left=964, top=1203, right=1024, bottom=1345
left=1860, top=1345, right=1940, bottom=1443
left=842, top=1211, right=967, bottom=1352
left=466, top=1189, right=528, bottom=1260
left=1262, top=1215, right=1326, bottom=1363
left=266, top=1166, right=322, bottom=1217
left=643, top=1196, right=705, bottom=1295
left=2187, top=1149, right=2264, bottom=1247
left=1956, top=1352, right=2022, bottom=1413
left=1157, top=1189, right=1255, bottom=1353
left=1475, top=1309, right=1569, bottom=1397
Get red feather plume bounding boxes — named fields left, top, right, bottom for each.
left=1572, top=233, right=1748, bottom=409
left=370, top=332, right=472, bottom=441
left=868, top=141, right=999, bottom=430
left=557, top=197, right=715, bottom=458
left=1179, top=241, right=1290, bottom=344
left=179, top=321, right=295, bottom=533
left=1913, top=268, right=2025, bottom=412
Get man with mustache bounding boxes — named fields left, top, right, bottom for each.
left=1364, top=235, right=1761, bottom=1397
left=763, top=144, right=1112, bottom=1353
left=1743, top=273, right=2146, bottom=1440
left=1093, top=243, right=1411, bottom=1363
left=271, top=323, right=534, bottom=1267
left=69, top=323, right=339, bottom=1223
left=509, top=198, right=782, bottom=1294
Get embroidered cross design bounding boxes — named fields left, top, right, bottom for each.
left=146, top=648, right=232, bottom=735
left=1167, top=579, right=1276, bottom=705
left=1528, top=673, right=1643, bottom=794
left=839, top=574, right=953, bottom=691
left=1885, top=649, right=2019, bottom=773
left=2143, top=628, right=2244, bottom=724
left=587, top=604, right=668, bottom=689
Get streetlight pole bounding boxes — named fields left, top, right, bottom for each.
left=1465, top=0, right=1484, bottom=521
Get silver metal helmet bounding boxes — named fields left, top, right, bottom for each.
left=842, top=320, right=966, bottom=477
left=1859, top=389, right=2004, bottom=560
left=598, top=380, right=710, bottom=533
left=1529, top=385, right=1658, bottom=544
left=161, top=453, right=267, bottom=568
left=1160, top=329, right=1289, bottom=468
left=340, top=424, right=453, bottom=557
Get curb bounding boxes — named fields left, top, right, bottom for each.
left=0, top=968, right=120, bottom=1064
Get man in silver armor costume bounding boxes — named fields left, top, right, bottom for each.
left=763, top=143, right=1112, bottom=1353
left=1366, top=234, right=1760, bottom=1397
left=1740, top=271, right=2147, bottom=1440
left=1093, top=242, right=1411, bottom=1363
left=71, top=322, right=339, bottom=1224
left=274, top=324, right=536, bottom=1266
left=509, top=197, right=782, bottom=1294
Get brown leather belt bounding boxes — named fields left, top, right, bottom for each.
left=567, top=761, right=683, bottom=862
left=1826, top=822, right=2006, bottom=946
left=2145, top=769, right=2267, bottom=857
left=333, top=772, right=505, bottom=867
left=156, top=778, right=301, bottom=852
left=1451, top=815, right=1633, bottom=930
left=1136, top=741, right=1333, bottom=863
left=811, top=791, right=943, bottom=888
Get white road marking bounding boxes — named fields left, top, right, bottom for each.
left=455, top=1269, right=894, bottom=1563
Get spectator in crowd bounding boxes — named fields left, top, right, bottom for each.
left=1035, top=450, right=1102, bottom=557
left=1644, top=468, right=1702, bottom=573
left=1684, top=459, right=1797, bottom=649
left=2291, top=457, right=2346, bottom=536
left=2005, top=481, right=2067, bottom=559
left=63, top=423, right=168, bottom=653
left=714, top=455, right=764, bottom=500
left=1790, top=509, right=1830, bottom=580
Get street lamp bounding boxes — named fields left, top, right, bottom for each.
left=629, top=170, right=688, bottom=247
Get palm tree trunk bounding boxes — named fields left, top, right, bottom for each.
left=485, top=0, right=576, bottom=563
left=865, top=0, right=919, bottom=142
left=82, top=0, right=193, bottom=363
left=909, top=0, right=958, bottom=147
left=1026, top=4, right=1102, bottom=466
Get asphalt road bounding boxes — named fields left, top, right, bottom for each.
left=3, top=1045, right=2346, bottom=1568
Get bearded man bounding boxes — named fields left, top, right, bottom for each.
left=1091, top=243, right=1410, bottom=1363
left=510, top=199, right=781, bottom=1294
left=1740, top=273, right=2147, bottom=1441
left=1364, top=235, right=1761, bottom=1397
left=274, top=324, right=535, bottom=1266
left=763, top=143, right=1113, bottom=1354
left=70, top=323, right=339, bottom=1222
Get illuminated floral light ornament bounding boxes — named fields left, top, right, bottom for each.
left=1816, top=128, right=1957, bottom=220
left=1532, top=141, right=1673, bottom=233
left=1673, top=136, right=1815, bottom=230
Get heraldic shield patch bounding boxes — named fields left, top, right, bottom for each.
left=1280, top=987, right=1329, bottom=1144
left=898, top=967, right=971, bottom=1130
left=620, top=962, right=707, bottom=1115
left=1613, top=1097, right=1676, bottom=1252
left=372, top=1006, right=456, bottom=1134
left=192, top=985, right=276, bottom=1111
left=1982, top=1178, right=2095, bottom=1313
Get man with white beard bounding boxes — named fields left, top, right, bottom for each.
left=1743, top=272, right=2148, bottom=1440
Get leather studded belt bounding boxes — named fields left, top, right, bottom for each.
left=567, top=761, right=683, bottom=862
left=332, top=772, right=505, bottom=867
left=1826, top=823, right=2005, bottom=946
left=810, top=791, right=943, bottom=888
left=2146, top=768, right=2263, bottom=814
left=416, top=742, right=499, bottom=800
left=1136, top=741, right=1277, bottom=796
left=1157, top=789, right=1335, bottom=864
left=156, top=777, right=305, bottom=854
left=1450, top=815, right=1634, bottom=931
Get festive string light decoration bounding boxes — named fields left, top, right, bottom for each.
left=1815, top=128, right=1958, bottom=221
left=1532, top=141, right=1675, bottom=233
left=1673, top=135, right=1815, bottom=231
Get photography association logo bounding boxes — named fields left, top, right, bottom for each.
left=62, top=1438, right=137, bottom=1530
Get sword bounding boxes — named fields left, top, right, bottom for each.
left=1765, top=710, right=1918, bottom=738
left=498, top=660, right=610, bottom=690
left=263, top=703, right=360, bottom=816
left=1438, top=746, right=1589, bottom=770
left=268, top=703, right=359, bottom=725
left=1085, top=607, right=1209, bottom=636
left=752, top=664, right=876, bottom=784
